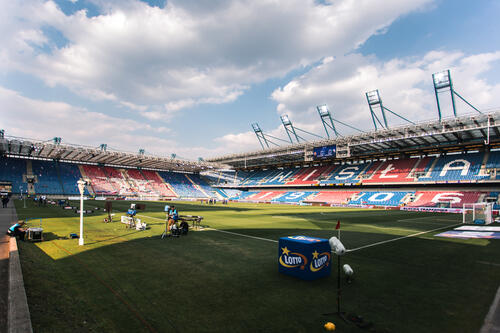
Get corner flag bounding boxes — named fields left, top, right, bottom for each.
left=335, top=220, right=340, bottom=230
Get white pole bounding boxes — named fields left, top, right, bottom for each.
left=79, top=190, right=84, bottom=245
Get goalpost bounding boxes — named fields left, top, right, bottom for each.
left=463, top=203, right=493, bottom=225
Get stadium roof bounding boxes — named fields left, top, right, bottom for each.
left=207, top=111, right=500, bottom=169
left=0, top=136, right=221, bottom=172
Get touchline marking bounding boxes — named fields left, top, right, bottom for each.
left=138, top=214, right=278, bottom=243
left=346, top=223, right=460, bottom=253
left=208, top=228, right=278, bottom=243
left=477, top=261, right=500, bottom=267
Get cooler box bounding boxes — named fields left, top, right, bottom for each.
left=278, top=236, right=331, bottom=280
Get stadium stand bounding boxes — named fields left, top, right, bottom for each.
left=232, top=191, right=259, bottom=200
left=248, top=191, right=286, bottom=202
left=417, top=153, right=488, bottom=182
left=82, top=165, right=118, bottom=195
left=285, top=165, right=337, bottom=185
left=320, top=162, right=369, bottom=185
left=0, top=157, right=26, bottom=193
left=217, top=188, right=242, bottom=199
left=406, top=191, right=484, bottom=208
left=58, top=162, right=88, bottom=195
left=158, top=171, right=207, bottom=198
left=125, top=169, right=157, bottom=197
left=362, top=158, right=420, bottom=183
left=348, top=191, right=413, bottom=206
left=272, top=191, right=318, bottom=203
left=31, top=160, right=63, bottom=194
left=306, top=191, right=358, bottom=205
left=140, top=170, right=177, bottom=197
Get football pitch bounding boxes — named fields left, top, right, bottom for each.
left=14, top=199, right=500, bottom=332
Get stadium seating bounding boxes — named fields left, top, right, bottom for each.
left=0, top=157, right=27, bottom=193
left=58, top=162, right=88, bottom=195
left=217, top=188, right=242, bottom=199
left=32, top=160, right=63, bottom=194
left=127, top=169, right=163, bottom=197
left=82, top=165, right=119, bottom=195
left=141, top=170, right=177, bottom=197
left=348, top=191, right=412, bottom=206
left=285, top=165, right=337, bottom=185
left=362, top=158, right=420, bottom=183
left=188, top=173, right=215, bottom=196
left=307, top=191, right=358, bottom=204
left=272, top=191, right=318, bottom=203
left=406, top=191, right=483, bottom=208
left=486, top=150, right=500, bottom=180
left=319, top=162, right=371, bottom=184
left=247, top=191, right=286, bottom=202
left=232, top=191, right=259, bottom=200
left=158, top=171, right=206, bottom=198
left=418, top=153, right=488, bottom=182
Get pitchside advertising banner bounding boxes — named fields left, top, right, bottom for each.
left=278, top=236, right=331, bottom=280
left=312, top=145, right=336, bottom=159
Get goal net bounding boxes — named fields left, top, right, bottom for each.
left=463, top=203, right=493, bottom=225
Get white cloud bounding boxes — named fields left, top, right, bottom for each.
left=270, top=51, right=500, bottom=136
left=1, top=0, right=433, bottom=116
left=0, top=86, right=176, bottom=155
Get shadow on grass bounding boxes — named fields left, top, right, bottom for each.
left=17, top=224, right=500, bottom=333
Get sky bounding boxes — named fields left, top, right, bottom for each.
left=1, top=0, right=500, bottom=160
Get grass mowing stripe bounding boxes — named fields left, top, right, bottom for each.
left=51, top=242, right=166, bottom=333
left=347, top=223, right=460, bottom=253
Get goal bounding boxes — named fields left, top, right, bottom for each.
left=463, top=203, right=493, bottom=225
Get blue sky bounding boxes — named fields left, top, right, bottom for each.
left=1, top=0, right=499, bottom=159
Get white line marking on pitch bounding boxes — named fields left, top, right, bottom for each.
left=137, top=214, right=165, bottom=222
left=346, top=223, right=460, bottom=253
left=477, top=261, right=500, bottom=267
left=137, top=214, right=278, bottom=243
left=207, top=228, right=278, bottom=243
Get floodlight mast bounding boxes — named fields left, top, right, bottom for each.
left=280, top=115, right=302, bottom=143
left=433, top=69, right=481, bottom=121
left=280, top=114, right=324, bottom=143
left=316, top=104, right=365, bottom=137
left=317, top=105, right=339, bottom=138
left=366, top=90, right=388, bottom=130
left=365, top=89, right=415, bottom=131
left=252, top=123, right=270, bottom=149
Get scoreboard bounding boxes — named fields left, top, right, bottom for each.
left=312, top=145, right=336, bottom=159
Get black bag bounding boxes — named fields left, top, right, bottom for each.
left=179, top=222, right=189, bottom=235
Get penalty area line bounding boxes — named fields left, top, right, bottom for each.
left=346, top=223, right=460, bottom=253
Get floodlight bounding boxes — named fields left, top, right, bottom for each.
left=252, top=123, right=261, bottom=131
left=366, top=90, right=381, bottom=105
left=433, top=70, right=451, bottom=89
left=280, top=115, right=292, bottom=125
left=317, top=104, right=330, bottom=116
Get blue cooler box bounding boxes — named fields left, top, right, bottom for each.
left=278, top=236, right=331, bottom=280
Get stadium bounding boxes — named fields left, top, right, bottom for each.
left=2, top=1, right=500, bottom=333
left=1, top=70, right=500, bottom=332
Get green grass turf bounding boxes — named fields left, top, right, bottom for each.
left=14, top=199, right=500, bottom=332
